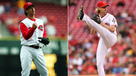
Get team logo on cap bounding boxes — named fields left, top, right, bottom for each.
left=28, top=2, right=31, bottom=4
left=103, top=1, right=106, bottom=4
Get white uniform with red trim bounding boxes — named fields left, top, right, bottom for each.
left=82, top=13, right=117, bottom=76
left=20, top=18, right=44, bottom=47
left=97, top=13, right=117, bottom=38
left=19, top=18, right=48, bottom=76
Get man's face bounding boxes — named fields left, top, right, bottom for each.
left=99, top=6, right=107, bottom=14
left=25, top=6, right=35, bottom=15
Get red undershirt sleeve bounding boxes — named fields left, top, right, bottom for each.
left=43, top=25, right=47, bottom=38
left=20, top=22, right=35, bottom=40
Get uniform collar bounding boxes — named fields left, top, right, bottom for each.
left=28, top=18, right=36, bottom=21
left=99, top=13, right=108, bottom=18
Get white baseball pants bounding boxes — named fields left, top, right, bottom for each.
left=82, top=14, right=117, bottom=76
left=20, top=46, right=48, bottom=76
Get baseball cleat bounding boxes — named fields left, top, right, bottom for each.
left=77, top=6, right=84, bottom=20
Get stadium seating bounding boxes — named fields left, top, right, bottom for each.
left=69, top=0, right=134, bottom=41
left=0, top=2, right=67, bottom=36
left=69, top=0, right=136, bottom=75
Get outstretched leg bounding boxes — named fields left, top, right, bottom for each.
left=77, top=6, right=116, bottom=48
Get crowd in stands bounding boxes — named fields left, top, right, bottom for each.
left=69, top=0, right=136, bottom=75
left=0, top=1, right=67, bottom=39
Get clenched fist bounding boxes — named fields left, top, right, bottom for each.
left=32, top=23, right=37, bottom=29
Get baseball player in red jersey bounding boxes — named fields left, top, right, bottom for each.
left=19, top=2, right=49, bottom=76
left=77, top=1, right=117, bottom=76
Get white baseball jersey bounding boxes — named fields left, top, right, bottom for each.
left=97, top=13, right=118, bottom=38
left=82, top=12, right=117, bottom=76
left=19, top=18, right=46, bottom=47
left=19, top=18, right=48, bottom=76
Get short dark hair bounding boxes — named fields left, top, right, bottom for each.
left=24, top=7, right=29, bottom=16
left=24, top=11, right=27, bottom=16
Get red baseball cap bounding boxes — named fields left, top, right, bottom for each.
left=23, top=2, right=35, bottom=10
left=97, top=1, right=109, bottom=7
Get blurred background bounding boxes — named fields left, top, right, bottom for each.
left=68, top=0, right=136, bottom=76
left=0, top=0, right=68, bottom=76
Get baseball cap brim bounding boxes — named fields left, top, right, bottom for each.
left=101, top=5, right=109, bottom=7
left=25, top=4, right=35, bottom=10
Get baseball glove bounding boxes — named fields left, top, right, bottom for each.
left=91, top=14, right=101, bottom=24
left=38, top=37, right=50, bottom=45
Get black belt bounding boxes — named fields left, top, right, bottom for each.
left=29, top=45, right=41, bottom=49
